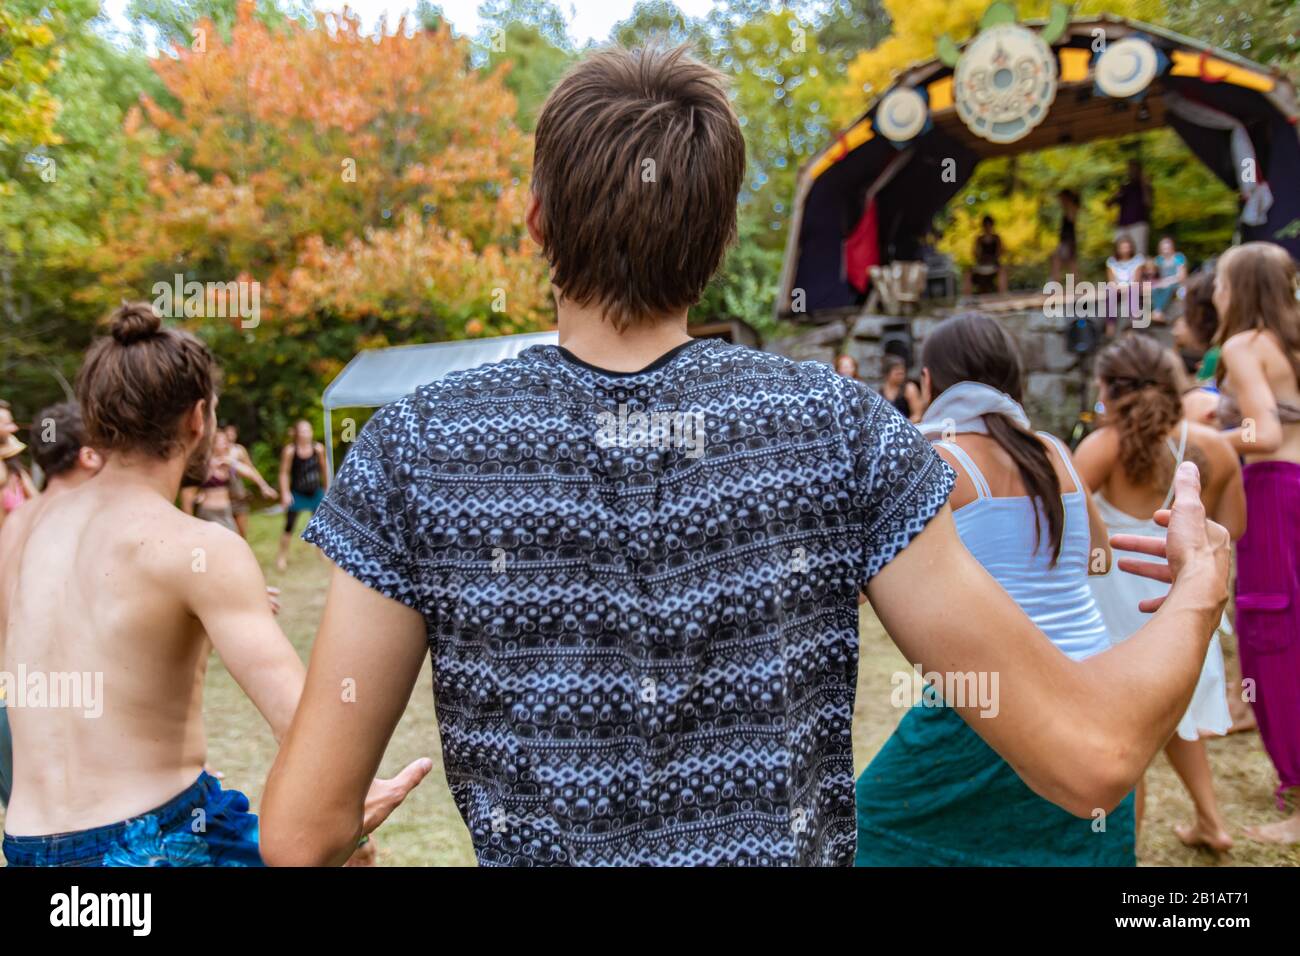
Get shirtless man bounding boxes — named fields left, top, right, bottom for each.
left=0, top=402, right=103, bottom=808
left=0, top=304, right=426, bottom=866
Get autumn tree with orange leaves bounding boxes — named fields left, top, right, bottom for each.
left=87, top=3, right=551, bottom=443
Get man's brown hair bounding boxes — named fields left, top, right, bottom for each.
left=533, top=45, right=746, bottom=330
left=31, top=402, right=87, bottom=479
left=76, top=302, right=219, bottom=459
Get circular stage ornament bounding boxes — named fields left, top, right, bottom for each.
left=953, top=22, right=1058, bottom=144
left=1095, top=37, right=1159, bottom=99
left=875, top=87, right=929, bottom=142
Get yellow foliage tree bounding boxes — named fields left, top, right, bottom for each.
left=939, top=193, right=1051, bottom=269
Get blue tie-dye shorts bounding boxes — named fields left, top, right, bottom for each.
left=2, top=771, right=263, bottom=867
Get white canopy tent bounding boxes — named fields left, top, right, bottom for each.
left=321, top=331, right=558, bottom=475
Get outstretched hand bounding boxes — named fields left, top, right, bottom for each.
left=1110, top=461, right=1230, bottom=613
left=362, top=758, right=433, bottom=838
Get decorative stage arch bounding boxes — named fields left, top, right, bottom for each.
left=778, top=11, right=1300, bottom=321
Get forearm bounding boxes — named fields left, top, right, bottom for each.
left=233, top=459, right=263, bottom=484
left=1073, top=575, right=1223, bottom=786
left=251, top=658, right=306, bottom=742
left=262, top=737, right=364, bottom=866
left=1222, top=425, right=1280, bottom=456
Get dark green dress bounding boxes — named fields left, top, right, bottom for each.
left=856, top=689, right=1136, bottom=866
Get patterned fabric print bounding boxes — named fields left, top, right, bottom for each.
left=2, top=771, right=263, bottom=867
left=304, top=339, right=953, bottom=866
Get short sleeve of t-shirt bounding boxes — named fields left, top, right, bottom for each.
left=842, top=380, right=955, bottom=587
left=301, top=406, right=422, bottom=612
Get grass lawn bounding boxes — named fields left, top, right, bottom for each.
left=5, top=511, right=1297, bottom=867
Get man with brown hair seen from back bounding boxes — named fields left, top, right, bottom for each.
left=0, top=305, right=426, bottom=867
left=263, top=46, right=1231, bottom=867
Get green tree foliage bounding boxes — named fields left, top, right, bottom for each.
left=125, top=0, right=312, bottom=46
left=612, top=0, right=697, bottom=50
left=1, top=0, right=160, bottom=420
left=475, top=0, right=574, bottom=130
left=1164, top=0, right=1300, bottom=76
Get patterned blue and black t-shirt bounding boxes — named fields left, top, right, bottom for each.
left=303, top=338, right=954, bottom=866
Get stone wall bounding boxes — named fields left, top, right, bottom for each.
left=766, top=308, right=1112, bottom=438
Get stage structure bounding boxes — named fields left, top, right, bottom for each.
left=774, top=4, right=1300, bottom=433
left=780, top=6, right=1298, bottom=320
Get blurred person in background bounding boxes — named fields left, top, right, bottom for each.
left=879, top=354, right=922, bottom=423
left=0, top=401, right=104, bottom=808
left=1174, top=271, right=1225, bottom=426
left=0, top=401, right=37, bottom=527
left=183, top=429, right=274, bottom=534
left=1078, top=335, right=1243, bottom=853
left=1213, top=241, right=1300, bottom=844
left=223, top=423, right=276, bottom=539
left=1150, top=236, right=1189, bottom=325
left=834, top=353, right=860, bottom=382
left=276, top=419, right=329, bottom=572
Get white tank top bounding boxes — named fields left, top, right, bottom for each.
left=936, top=432, right=1112, bottom=661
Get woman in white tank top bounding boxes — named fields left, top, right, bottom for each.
left=856, top=314, right=1135, bottom=866
left=1076, top=334, right=1244, bottom=854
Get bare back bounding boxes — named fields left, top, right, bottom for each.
left=0, top=479, right=223, bottom=834
left=1221, top=329, right=1300, bottom=466
left=1075, top=421, right=1245, bottom=539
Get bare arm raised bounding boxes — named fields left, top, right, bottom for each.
left=182, top=523, right=305, bottom=739
left=867, top=462, right=1229, bottom=817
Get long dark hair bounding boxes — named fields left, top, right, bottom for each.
left=922, top=312, right=1065, bottom=565
left=1182, top=271, right=1219, bottom=351
left=1097, top=335, right=1184, bottom=488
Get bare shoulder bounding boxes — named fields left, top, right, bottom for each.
left=1071, top=425, right=1118, bottom=487
left=1074, top=424, right=1118, bottom=459
left=1186, top=420, right=1237, bottom=465
left=1034, top=431, right=1079, bottom=490
left=1221, top=330, right=1271, bottom=364
left=136, top=503, right=257, bottom=585
left=932, top=441, right=976, bottom=508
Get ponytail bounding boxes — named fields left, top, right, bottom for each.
left=983, top=413, right=1065, bottom=566
left=1097, top=335, right=1183, bottom=488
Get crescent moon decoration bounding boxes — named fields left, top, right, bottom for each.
left=1095, top=37, right=1159, bottom=98
left=875, top=87, right=929, bottom=143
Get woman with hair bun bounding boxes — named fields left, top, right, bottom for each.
left=1076, top=333, right=1244, bottom=853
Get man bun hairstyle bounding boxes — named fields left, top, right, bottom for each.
left=77, top=302, right=219, bottom=460
left=112, top=303, right=163, bottom=344
left=533, top=45, right=746, bottom=331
